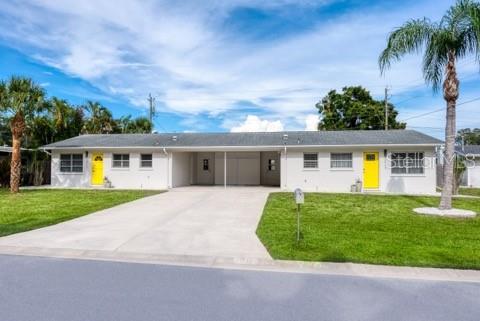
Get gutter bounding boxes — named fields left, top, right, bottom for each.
left=42, top=143, right=442, bottom=150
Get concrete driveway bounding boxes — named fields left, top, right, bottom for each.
left=0, top=187, right=274, bottom=259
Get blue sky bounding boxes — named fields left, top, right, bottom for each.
left=0, top=0, right=479, bottom=138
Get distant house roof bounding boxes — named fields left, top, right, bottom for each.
left=0, top=146, right=30, bottom=153
left=42, top=130, right=442, bottom=149
left=456, top=145, right=480, bottom=156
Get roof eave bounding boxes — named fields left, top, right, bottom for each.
left=43, top=143, right=441, bottom=150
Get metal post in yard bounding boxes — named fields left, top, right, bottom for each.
left=294, top=188, right=304, bottom=243
left=296, top=203, right=300, bottom=243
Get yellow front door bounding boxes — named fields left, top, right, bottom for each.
left=91, top=153, right=104, bottom=185
left=363, top=152, right=379, bottom=189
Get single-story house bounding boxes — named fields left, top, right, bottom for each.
left=456, top=145, right=480, bottom=188
left=41, top=130, right=442, bottom=194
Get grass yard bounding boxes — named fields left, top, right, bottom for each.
left=0, top=189, right=161, bottom=237
left=257, top=193, right=480, bottom=270
left=459, top=188, right=480, bottom=197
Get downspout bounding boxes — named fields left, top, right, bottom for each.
left=163, top=147, right=170, bottom=189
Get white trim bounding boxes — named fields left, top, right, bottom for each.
left=44, top=143, right=441, bottom=151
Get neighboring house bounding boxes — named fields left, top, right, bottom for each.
left=456, top=145, right=480, bottom=188
left=0, top=145, right=29, bottom=161
left=0, top=146, right=14, bottom=162
left=42, top=130, right=441, bottom=194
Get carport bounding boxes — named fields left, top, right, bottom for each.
left=171, top=150, right=280, bottom=188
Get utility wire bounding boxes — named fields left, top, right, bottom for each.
left=400, top=96, right=480, bottom=122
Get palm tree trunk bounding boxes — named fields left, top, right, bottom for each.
left=10, top=113, right=25, bottom=193
left=439, top=51, right=459, bottom=210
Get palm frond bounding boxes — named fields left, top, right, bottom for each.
left=379, top=18, right=437, bottom=73
left=423, top=30, right=450, bottom=90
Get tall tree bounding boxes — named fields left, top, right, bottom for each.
left=127, top=116, right=152, bottom=133
left=117, top=115, right=132, bottom=133
left=379, top=0, right=480, bottom=210
left=50, top=97, right=70, bottom=134
left=457, top=128, right=480, bottom=145
left=0, top=76, right=45, bottom=193
left=115, top=115, right=152, bottom=133
left=315, top=86, right=406, bottom=130
left=82, top=101, right=115, bottom=134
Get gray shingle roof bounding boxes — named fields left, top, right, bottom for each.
left=456, top=145, right=480, bottom=155
left=42, top=130, right=442, bottom=149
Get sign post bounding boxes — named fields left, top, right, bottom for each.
left=294, top=188, right=304, bottom=243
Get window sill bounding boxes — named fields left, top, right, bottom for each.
left=139, top=167, right=153, bottom=171
left=111, top=168, right=130, bottom=171
left=303, top=168, right=319, bottom=171
left=390, top=174, right=425, bottom=177
left=329, top=168, right=354, bottom=171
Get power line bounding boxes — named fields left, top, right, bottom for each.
left=400, top=96, right=480, bottom=122
left=391, top=94, right=429, bottom=105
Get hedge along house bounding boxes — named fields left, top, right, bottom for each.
left=41, top=130, right=442, bottom=194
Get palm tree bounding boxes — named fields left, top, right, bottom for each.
left=0, top=76, right=45, bottom=193
left=50, top=97, right=70, bottom=133
left=117, top=115, right=132, bottom=133
left=379, top=0, right=480, bottom=210
left=82, top=101, right=115, bottom=134
left=131, top=117, right=153, bottom=133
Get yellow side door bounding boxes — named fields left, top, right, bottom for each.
left=91, top=153, right=104, bottom=185
left=363, top=152, right=379, bottom=189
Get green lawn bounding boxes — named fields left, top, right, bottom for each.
left=257, top=193, right=480, bottom=269
left=459, top=188, right=480, bottom=197
left=0, top=189, right=161, bottom=237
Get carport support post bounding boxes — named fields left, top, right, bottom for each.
left=224, top=151, right=227, bottom=189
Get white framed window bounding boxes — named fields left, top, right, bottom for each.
left=112, top=154, right=130, bottom=168
left=60, top=154, right=83, bottom=173
left=391, top=152, right=424, bottom=174
left=140, top=154, right=152, bottom=168
left=331, top=153, right=353, bottom=168
left=303, top=153, right=318, bottom=169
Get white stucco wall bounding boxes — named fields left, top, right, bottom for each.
left=51, top=150, right=91, bottom=188
left=51, top=149, right=169, bottom=189
left=467, top=158, right=480, bottom=187
left=171, top=152, right=192, bottom=187
left=280, top=146, right=437, bottom=194
left=51, top=145, right=437, bottom=194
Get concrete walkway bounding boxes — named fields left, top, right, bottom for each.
left=0, top=186, right=274, bottom=259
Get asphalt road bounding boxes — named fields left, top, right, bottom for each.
left=0, top=255, right=479, bottom=321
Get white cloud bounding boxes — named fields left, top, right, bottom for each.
left=0, top=0, right=466, bottom=134
left=304, top=114, right=319, bottom=131
left=230, top=115, right=284, bottom=132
